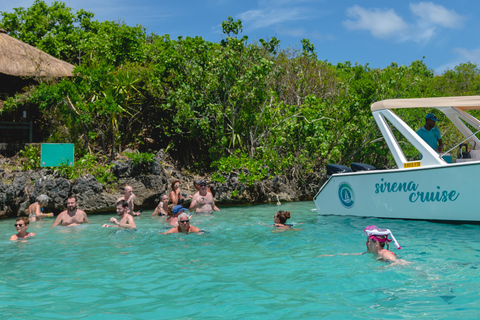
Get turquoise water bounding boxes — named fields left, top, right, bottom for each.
left=1, top=201, right=480, bottom=319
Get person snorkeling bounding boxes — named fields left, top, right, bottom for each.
left=318, top=225, right=407, bottom=265
left=364, top=225, right=401, bottom=262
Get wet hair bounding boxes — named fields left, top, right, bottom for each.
left=16, top=217, right=29, bottom=225
left=275, top=211, right=291, bottom=224
left=167, top=204, right=175, bottom=217
left=368, top=237, right=389, bottom=250
left=67, top=196, right=77, bottom=202
left=171, top=180, right=181, bottom=190
left=160, top=193, right=168, bottom=200
left=36, top=194, right=49, bottom=204
left=116, top=200, right=128, bottom=208
left=177, top=212, right=189, bottom=222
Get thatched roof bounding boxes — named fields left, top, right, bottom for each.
left=0, top=28, right=74, bottom=78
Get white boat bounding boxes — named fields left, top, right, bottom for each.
left=313, top=96, right=480, bottom=222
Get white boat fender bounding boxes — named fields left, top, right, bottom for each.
left=364, top=225, right=401, bottom=250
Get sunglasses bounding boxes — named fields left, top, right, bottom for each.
left=175, top=184, right=181, bottom=187
left=14, top=224, right=25, bottom=227
left=179, top=220, right=190, bottom=224
left=199, top=184, right=207, bottom=187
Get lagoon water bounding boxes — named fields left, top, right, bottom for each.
left=1, top=201, right=480, bottom=319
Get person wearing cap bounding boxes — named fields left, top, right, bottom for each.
left=164, top=204, right=189, bottom=226
left=160, top=212, right=201, bottom=234
left=417, top=113, right=443, bottom=152
left=190, top=180, right=220, bottom=214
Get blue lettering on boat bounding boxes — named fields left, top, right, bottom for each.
left=375, top=178, right=460, bottom=203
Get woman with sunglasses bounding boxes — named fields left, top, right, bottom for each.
left=10, top=217, right=36, bottom=240
left=169, top=180, right=185, bottom=205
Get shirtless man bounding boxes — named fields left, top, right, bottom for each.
left=51, top=196, right=90, bottom=228
left=189, top=180, right=220, bottom=214
left=161, top=212, right=201, bottom=234
left=102, top=200, right=137, bottom=229
left=117, top=185, right=141, bottom=216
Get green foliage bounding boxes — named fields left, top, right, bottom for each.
left=211, top=151, right=270, bottom=186
left=123, top=151, right=155, bottom=165
left=3, top=3, right=480, bottom=185
left=55, top=154, right=116, bottom=187
left=19, top=145, right=41, bottom=170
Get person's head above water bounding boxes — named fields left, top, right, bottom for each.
left=364, top=225, right=401, bottom=250
left=274, top=211, right=291, bottom=224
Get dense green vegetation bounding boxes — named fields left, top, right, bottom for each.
left=2, top=0, right=480, bottom=186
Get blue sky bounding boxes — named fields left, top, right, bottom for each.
left=1, top=0, right=478, bottom=74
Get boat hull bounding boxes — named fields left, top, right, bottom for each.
left=313, top=161, right=480, bottom=221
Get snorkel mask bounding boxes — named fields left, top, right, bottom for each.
left=364, top=225, right=401, bottom=250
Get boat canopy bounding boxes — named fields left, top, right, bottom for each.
left=371, top=96, right=480, bottom=112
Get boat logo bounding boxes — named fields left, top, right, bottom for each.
left=338, top=182, right=354, bottom=208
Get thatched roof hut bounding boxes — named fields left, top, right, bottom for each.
left=0, top=28, right=74, bottom=78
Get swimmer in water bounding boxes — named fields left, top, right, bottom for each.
left=152, top=194, right=169, bottom=217
left=318, top=225, right=407, bottom=265
left=189, top=180, right=220, bottom=214
left=26, top=194, right=54, bottom=222
left=272, top=211, right=293, bottom=229
left=51, top=196, right=90, bottom=228
left=102, top=200, right=137, bottom=229
left=10, top=217, right=36, bottom=240
left=160, top=212, right=202, bottom=234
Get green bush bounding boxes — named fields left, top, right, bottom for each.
left=123, top=151, right=155, bottom=165
left=19, top=145, right=41, bottom=170
left=55, top=153, right=117, bottom=187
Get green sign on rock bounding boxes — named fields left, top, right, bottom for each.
left=40, top=143, right=75, bottom=167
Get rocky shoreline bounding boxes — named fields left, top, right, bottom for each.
left=0, top=151, right=325, bottom=218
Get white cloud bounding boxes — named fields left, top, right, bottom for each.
left=453, top=47, right=480, bottom=61
left=434, top=47, right=480, bottom=74
left=343, top=3, right=467, bottom=43
left=410, top=2, right=465, bottom=29
left=343, top=5, right=408, bottom=40
left=238, top=7, right=305, bottom=30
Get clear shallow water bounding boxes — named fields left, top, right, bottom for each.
left=1, top=201, right=480, bottom=319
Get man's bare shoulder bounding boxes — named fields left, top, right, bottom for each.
left=190, top=225, right=201, bottom=232
left=191, top=192, right=201, bottom=199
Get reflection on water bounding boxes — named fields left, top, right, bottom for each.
left=1, top=201, right=480, bottom=319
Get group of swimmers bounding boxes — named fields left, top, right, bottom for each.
left=10, top=180, right=406, bottom=264
left=10, top=180, right=221, bottom=238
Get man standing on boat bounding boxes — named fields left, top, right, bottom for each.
left=417, top=113, right=443, bottom=152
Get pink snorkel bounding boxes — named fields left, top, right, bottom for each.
left=364, top=225, right=401, bottom=250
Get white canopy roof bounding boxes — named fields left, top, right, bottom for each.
left=371, top=96, right=480, bottom=112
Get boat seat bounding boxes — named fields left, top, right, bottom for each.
left=350, top=162, right=376, bottom=172
left=326, top=164, right=353, bottom=177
